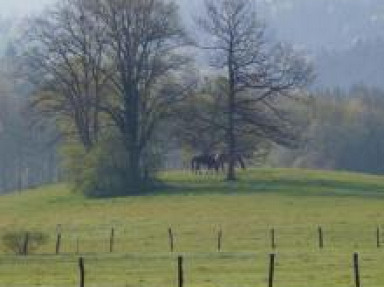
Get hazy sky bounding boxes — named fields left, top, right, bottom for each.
left=0, top=0, right=55, bottom=17
left=1, top=0, right=384, bottom=51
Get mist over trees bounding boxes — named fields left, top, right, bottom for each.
left=260, top=0, right=384, bottom=89
left=272, top=86, right=384, bottom=174
left=315, top=39, right=384, bottom=89
left=0, top=44, right=60, bottom=193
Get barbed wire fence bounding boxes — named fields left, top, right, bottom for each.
left=1, top=224, right=384, bottom=286
left=0, top=251, right=383, bottom=287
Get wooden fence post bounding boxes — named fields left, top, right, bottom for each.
left=168, top=228, right=174, bottom=252
left=76, top=237, right=80, bottom=255
left=23, top=232, right=29, bottom=256
left=377, top=227, right=380, bottom=248
left=218, top=228, right=222, bottom=252
left=268, top=253, right=276, bottom=287
left=318, top=226, right=324, bottom=249
left=271, top=228, right=276, bottom=250
left=178, top=256, right=184, bottom=287
left=55, top=232, right=62, bottom=255
left=110, top=228, right=115, bottom=253
left=79, top=257, right=85, bottom=287
left=353, top=252, right=360, bottom=287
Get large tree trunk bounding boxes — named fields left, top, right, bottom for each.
left=227, top=92, right=236, bottom=181
left=124, top=86, right=143, bottom=193
left=128, top=144, right=141, bottom=192
left=227, top=46, right=237, bottom=181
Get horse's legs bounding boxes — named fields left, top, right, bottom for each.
left=205, top=163, right=211, bottom=175
left=219, top=156, right=226, bottom=172
left=237, top=155, right=246, bottom=170
left=197, top=162, right=202, bottom=175
left=192, top=159, right=198, bottom=174
left=214, top=163, right=219, bottom=174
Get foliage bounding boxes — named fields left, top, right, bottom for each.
left=196, top=0, right=312, bottom=180
left=62, top=136, right=131, bottom=197
left=2, top=230, right=48, bottom=255
left=272, top=86, right=384, bottom=174
left=0, top=48, right=59, bottom=194
left=61, top=130, right=166, bottom=197
left=173, top=76, right=307, bottom=166
left=22, top=0, right=193, bottom=193
left=171, top=77, right=228, bottom=154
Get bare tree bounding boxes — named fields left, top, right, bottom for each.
left=22, top=0, right=193, bottom=194
left=197, top=0, right=312, bottom=180
left=22, top=0, right=109, bottom=150
left=90, top=0, right=192, bottom=190
left=172, top=77, right=228, bottom=155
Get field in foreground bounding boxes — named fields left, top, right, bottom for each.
left=1, top=168, right=384, bottom=286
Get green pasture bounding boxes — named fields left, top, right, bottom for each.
left=1, top=168, right=384, bottom=286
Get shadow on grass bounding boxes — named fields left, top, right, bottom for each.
left=85, top=169, right=384, bottom=199
left=152, top=176, right=384, bottom=199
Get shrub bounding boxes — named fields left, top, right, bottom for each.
left=62, top=135, right=134, bottom=197
left=2, top=230, right=48, bottom=255
left=61, top=131, right=164, bottom=197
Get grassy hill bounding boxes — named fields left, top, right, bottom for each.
left=1, top=168, right=384, bottom=287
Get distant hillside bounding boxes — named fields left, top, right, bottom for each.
left=3, top=1, right=384, bottom=90
left=180, top=0, right=384, bottom=90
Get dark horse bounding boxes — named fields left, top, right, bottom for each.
left=191, top=154, right=219, bottom=173
left=216, top=153, right=246, bottom=171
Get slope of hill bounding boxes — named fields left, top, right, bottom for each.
left=2, top=168, right=384, bottom=228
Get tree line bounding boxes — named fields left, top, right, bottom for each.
left=0, top=44, right=60, bottom=193
left=273, top=86, right=384, bottom=174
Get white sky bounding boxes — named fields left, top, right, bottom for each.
left=0, top=0, right=56, bottom=17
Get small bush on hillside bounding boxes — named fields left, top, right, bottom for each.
left=2, top=230, right=48, bottom=255
left=62, top=135, right=136, bottom=197
left=62, top=130, right=164, bottom=197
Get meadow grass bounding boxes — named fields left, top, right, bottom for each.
left=1, top=168, right=384, bottom=286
